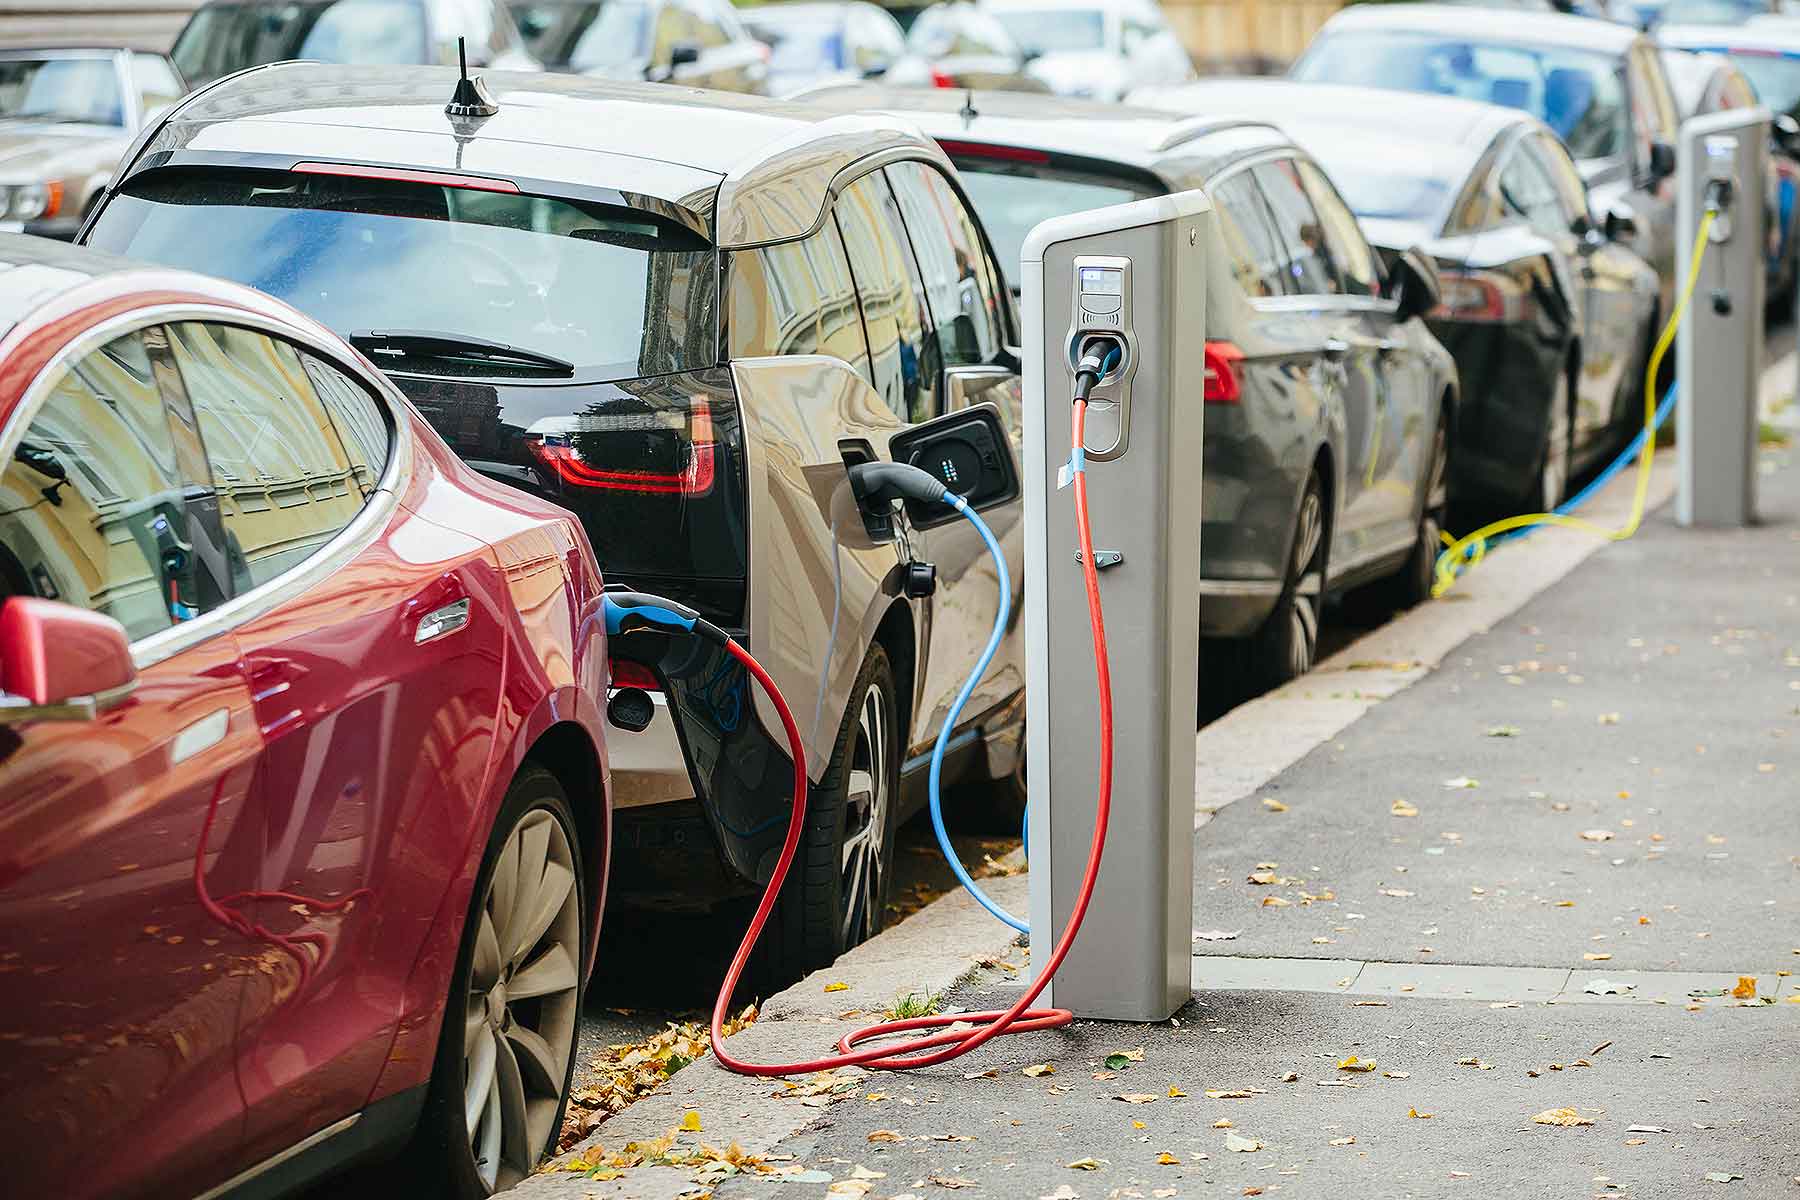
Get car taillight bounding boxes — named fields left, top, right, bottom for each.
left=1203, top=340, right=1244, bottom=405
left=1431, top=271, right=1528, bottom=323
left=930, top=67, right=956, bottom=88
left=941, top=139, right=1052, bottom=165
left=610, top=658, right=661, bottom=691
left=525, top=397, right=716, bottom=496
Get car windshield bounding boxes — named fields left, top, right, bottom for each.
left=1295, top=32, right=1629, bottom=160
left=993, top=8, right=1105, bottom=54
left=86, top=169, right=717, bottom=382
left=948, top=157, right=1159, bottom=290
left=1317, top=162, right=1451, bottom=223
left=565, top=0, right=652, bottom=69
left=0, top=57, right=123, bottom=126
left=1720, top=50, right=1800, bottom=118
left=744, top=17, right=845, bottom=72
left=172, top=0, right=427, bottom=85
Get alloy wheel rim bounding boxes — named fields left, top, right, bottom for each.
left=1289, top=489, right=1325, bottom=679
left=1542, top=380, right=1570, bottom=511
left=465, top=808, right=581, bottom=1192
left=839, top=681, right=890, bottom=949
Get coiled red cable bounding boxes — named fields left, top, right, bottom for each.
left=710, top=398, right=1113, bottom=1076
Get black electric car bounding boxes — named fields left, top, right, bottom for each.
left=83, top=64, right=1030, bottom=981
left=807, top=86, right=1460, bottom=686
left=1134, top=80, right=1660, bottom=513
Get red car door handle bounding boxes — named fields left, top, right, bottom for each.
left=414, top=597, right=471, bottom=645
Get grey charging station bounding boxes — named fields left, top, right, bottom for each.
left=1677, top=108, right=1768, bottom=528
left=1022, top=192, right=1211, bottom=1022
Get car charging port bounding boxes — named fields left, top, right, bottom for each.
left=1073, top=334, right=1126, bottom=403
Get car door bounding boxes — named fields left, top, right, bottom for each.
left=1253, top=157, right=1393, bottom=564
left=160, top=320, right=502, bottom=1164
left=880, top=159, right=1024, bottom=748
left=1297, top=156, right=1433, bottom=553
left=1532, top=130, right=1649, bottom=445
left=0, top=323, right=261, bottom=1200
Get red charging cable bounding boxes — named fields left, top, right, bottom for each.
left=709, top=399, right=1114, bottom=1076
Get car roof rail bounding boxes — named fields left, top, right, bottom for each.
left=1152, top=115, right=1282, bottom=154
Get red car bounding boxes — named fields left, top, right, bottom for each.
left=0, top=235, right=612, bottom=1199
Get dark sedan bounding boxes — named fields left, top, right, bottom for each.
left=1136, top=80, right=1659, bottom=512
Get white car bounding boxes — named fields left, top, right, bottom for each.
left=978, top=0, right=1194, bottom=100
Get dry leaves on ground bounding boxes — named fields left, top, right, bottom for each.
left=1225, top=1133, right=1263, bottom=1152
left=559, top=1006, right=757, bottom=1149
left=1532, top=1107, right=1596, bottom=1127
left=1023, top=1062, right=1055, bottom=1077
left=1337, top=1056, right=1377, bottom=1072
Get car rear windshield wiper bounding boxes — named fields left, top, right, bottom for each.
left=349, top=329, right=576, bottom=376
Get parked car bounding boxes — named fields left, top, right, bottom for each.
left=0, top=47, right=183, bottom=239
left=739, top=1, right=912, bottom=95
left=1293, top=5, right=1683, bottom=318
left=806, top=85, right=1459, bottom=684
left=0, top=234, right=611, bottom=1198
left=977, top=0, right=1193, bottom=100
left=1658, top=42, right=1800, bottom=307
left=899, top=1, right=1053, bottom=92
left=83, top=64, right=1028, bottom=977
left=170, top=0, right=540, bottom=87
left=1136, top=80, right=1659, bottom=514
left=510, top=0, right=766, bottom=89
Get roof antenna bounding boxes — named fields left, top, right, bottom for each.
left=959, top=88, right=978, bottom=127
left=446, top=37, right=499, bottom=119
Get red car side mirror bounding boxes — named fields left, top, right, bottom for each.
left=0, top=597, right=136, bottom=723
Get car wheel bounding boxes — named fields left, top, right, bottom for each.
left=1380, top=412, right=1449, bottom=611
left=1249, top=472, right=1327, bottom=689
left=1535, top=368, right=1572, bottom=512
left=757, top=646, right=899, bottom=987
left=419, top=766, right=586, bottom=1198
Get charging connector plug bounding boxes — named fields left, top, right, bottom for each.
left=1073, top=335, right=1124, bottom=404
left=1704, top=176, right=1734, bottom=215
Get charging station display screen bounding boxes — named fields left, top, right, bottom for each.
left=1079, top=267, right=1123, bottom=295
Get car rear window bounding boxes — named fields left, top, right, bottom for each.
left=945, top=154, right=1160, bottom=291
left=86, top=168, right=718, bottom=383
left=172, top=0, right=429, bottom=85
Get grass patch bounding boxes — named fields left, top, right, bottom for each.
left=1759, top=421, right=1792, bottom=447
left=883, top=990, right=941, bottom=1020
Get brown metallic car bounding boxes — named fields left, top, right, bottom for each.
left=82, top=65, right=1028, bottom=982
left=0, top=47, right=184, bottom=239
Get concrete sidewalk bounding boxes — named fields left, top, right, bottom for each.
left=523, top=449, right=1797, bottom=1200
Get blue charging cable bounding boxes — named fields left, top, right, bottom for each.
left=924, top=493, right=1027, bottom=932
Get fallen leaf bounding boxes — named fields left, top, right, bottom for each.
left=1442, top=776, right=1479, bottom=789
left=1352, top=1000, right=1388, bottom=1007
left=1194, top=929, right=1242, bottom=942
left=1408, top=1108, right=1434, bottom=1119
left=1579, top=829, right=1615, bottom=842
left=1380, top=888, right=1415, bottom=898
left=1131, top=1120, right=1145, bottom=1130
left=1066, top=1157, right=1104, bottom=1171
left=1391, top=800, right=1420, bottom=817
left=1383, top=1071, right=1411, bottom=1079
left=1023, top=1063, right=1055, bottom=1077
left=1117, top=1093, right=1159, bottom=1104
left=680, top=1110, right=703, bottom=1132
left=1205, top=1089, right=1256, bottom=1099
left=1627, top=1125, right=1671, bottom=1133
left=1731, top=976, right=1758, bottom=999
left=1156, top=1152, right=1180, bottom=1165
left=1247, top=871, right=1278, bottom=885
left=827, top=1182, right=873, bottom=1198
left=1703, top=1172, right=1743, bottom=1183
left=1455, top=1057, right=1494, bottom=1070
left=1039, top=1188, right=1081, bottom=1200
left=1337, top=1056, right=1376, bottom=1072
left=824, top=982, right=849, bottom=993
left=1262, top=797, right=1289, bottom=812
left=931, top=1175, right=979, bottom=1189
left=1279, top=1072, right=1299, bottom=1083
left=1598, top=712, right=1620, bottom=725
left=1584, top=979, right=1633, bottom=995
left=1262, top=897, right=1291, bottom=908
left=867, top=1130, right=903, bottom=1143
left=1625, top=1138, right=1647, bottom=1146
left=1225, top=1133, right=1263, bottom=1152
left=1329, top=1136, right=1356, bottom=1146
left=1584, top=953, right=1613, bottom=961
left=1487, top=725, right=1520, bottom=737
left=1244, top=1189, right=1264, bottom=1197
left=1168, top=1085, right=1187, bottom=1097
left=1212, top=1118, right=1233, bottom=1129
left=1532, top=1107, right=1595, bottom=1127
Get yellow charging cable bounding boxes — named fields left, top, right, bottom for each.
left=1430, top=207, right=1718, bottom=598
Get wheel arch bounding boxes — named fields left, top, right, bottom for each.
left=523, top=718, right=612, bottom=959
left=871, top=598, right=918, bottom=746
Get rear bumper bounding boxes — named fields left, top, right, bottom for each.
left=1199, top=578, right=1281, bottom=638
left=607, top=692, right=695, bottom=809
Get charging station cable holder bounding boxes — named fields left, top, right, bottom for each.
left=1021, top=192, right=1211, bottom=1023
left=1676, top=108, right=1767, bottom=528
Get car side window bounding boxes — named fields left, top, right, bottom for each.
left=0, top=329, right=218, bottom=640
left=1253, top=159, right=1340, bottom=296
left=837, top=171, right=937, bottom=423
left=1296, top=159, right=1378, bottom=298
left=728, top=222, right=872, bottom=382
left=1208, top=171, right=1289, bottom=299
left=1498, top=141, right=1569, bottom=239
left=297, top=354, right=394, bottom=494
left=1625, top=48, right=1677, bottom=176
left=166, top=322, right=374, bottom=591
left=130, top=54, right=183, bottom=117
left=1531, top=133, right=1592, bottom=230
left=884, top=161, right=1006, bottom=371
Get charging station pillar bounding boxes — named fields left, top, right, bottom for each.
left=1022, top=193, right=1210, bottom=1022
left=1677, top=108, right=1767, bottom=528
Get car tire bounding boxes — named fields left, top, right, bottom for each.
left=755, top=645, right=900, bottom=988
left=417, top=766, right=587, bottom=1198
left=1533, top=366, right=1573, bottom=512
left=1378, top=411, right=1449, bottom=612
left=1248, top=472, right=1327, bottom=689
